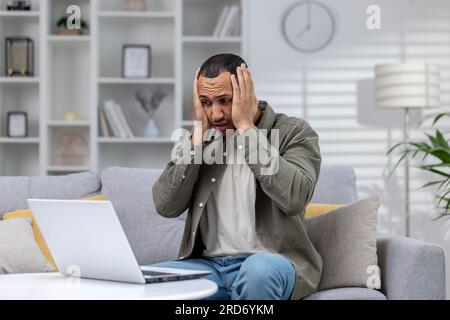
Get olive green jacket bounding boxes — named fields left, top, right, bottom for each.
left=152, top=101, right=323, bottom=300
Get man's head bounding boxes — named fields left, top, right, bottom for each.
left=197, top=53, right=249, bottom=133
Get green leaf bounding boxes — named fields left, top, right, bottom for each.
left=432, top=112, right=450, bottom=126
left=419, top=163, right=450, bottom=169
left=440, top=179, right=450, bottom=190
left=386, top=152, right=409, bottom=178
left=429, top=149, right=450, bottom=163
left=436, top=192, right=450, bottom=207
left=423, top=167, right=450, bottom=179
left=435, top=130, right=450, bottom=149
left=386, top=141, right=405, bottom=156
left=432, top=212, right=450, bottom=221
left=420, top=180, right=445, bottom=188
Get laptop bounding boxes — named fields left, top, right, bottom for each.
left=27, top=199, right=211, bottom=284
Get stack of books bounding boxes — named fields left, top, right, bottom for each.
left=99, top=100, right=135, bottom=138
left=212, top=5, right=240, bottom=37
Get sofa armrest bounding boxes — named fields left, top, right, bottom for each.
left=377, top=235, right=446, bottom=300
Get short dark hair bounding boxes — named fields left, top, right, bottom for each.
left=199, top=53, right=247, bottom=78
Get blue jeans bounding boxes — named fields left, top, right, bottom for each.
left=148, top=253, right=296, bottom=300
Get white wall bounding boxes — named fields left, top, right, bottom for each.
left=247, top=0, right=450, bottom=297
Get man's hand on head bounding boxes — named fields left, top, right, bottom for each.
left=192, top=68, right=211, bottom=145
left=230, top=63, right=259, bottom=134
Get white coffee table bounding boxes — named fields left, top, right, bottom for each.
left=0, top=272, right=218, bottom=300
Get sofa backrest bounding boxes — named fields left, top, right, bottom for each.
left=100, top=164, right=358, bottom=206
left=0, top=165, right=358, bottom=266
left=99, top=164, right=358, bottom=265
left=311, top=165, right=358, bottom=204
left=100, top=167, right=186, bottom=266
left=0, top=172, right=101, bottom=219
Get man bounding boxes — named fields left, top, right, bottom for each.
left=151, top=53, right=322, bottom=300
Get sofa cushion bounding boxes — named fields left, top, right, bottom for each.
left=306, top=195, right=380, bottom=291
left=0, top=218, right=54, bottom=274
left=305, top=203, right=344, bottom=218
left=100, top=167, right=185, bottom=265
left=3, top=194, right=107, bottom=270
left=0, top=171, right=101, bottom=219
left=303, top=287, right=386, bottom=300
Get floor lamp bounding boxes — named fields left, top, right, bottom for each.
left=375, top=63, right=440, bottom=237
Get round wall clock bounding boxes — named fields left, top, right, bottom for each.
left=282, top=0, right=336, bottom=53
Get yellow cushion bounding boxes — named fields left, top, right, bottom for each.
left=3, top=194, right=106, bottom=270
left=305, top=203, right=344, bottom=219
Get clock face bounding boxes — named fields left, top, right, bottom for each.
left=282, top=1, right=335, bottom=53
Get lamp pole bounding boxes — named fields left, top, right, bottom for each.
left=404, top=107, right=411, bottom=237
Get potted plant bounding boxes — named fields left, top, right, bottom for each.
left=387, top=112, right=450, bottom=219
left=56, top=16, right=89, bottom=35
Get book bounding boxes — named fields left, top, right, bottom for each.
left=113, top=102, right=135, bottom=138
left=110, top=102, right=128, bottom=138
left=220, top=5, right=238, bottom=37
left=229, top=7, right=240, bottom=36
left=98, top=104, right=110, bottom=137
left=103, top=100, right=123, bottom=138
left=212, top=5, right=229, bottom=37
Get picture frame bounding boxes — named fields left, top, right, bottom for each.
left=6, top=1, right=31, bottom=11
left=6, top=111, right=28, bottom=137
left=122, top=44, right=151, bottom=78
left=5, top=37, right=34, bottom=77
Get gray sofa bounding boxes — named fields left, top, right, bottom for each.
left=0, top=165, right=446, bottom=300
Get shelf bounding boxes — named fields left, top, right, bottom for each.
left=98, top=77, right=175, bottom=84
left=0, top=77, right=40, bottom=84
left=98, top=11, right=175, bottom=19
left=47, top=166, right=90, bottom=172
left=0, top=10, right=39, bottom=18
left=48, top=39, right=91, bottom=122
left=98, top=16, right=175, bottom=79
left=0, top=137, right=40, bottom=144
left=97, top=137, right=175, bottom=144
left=183, top=36, right=242, bottom=43
left=48, top=35, right=91, bottom=43
left=47, top=120, right=91, bottom=127
left=0, top=141, right=39, bottom=176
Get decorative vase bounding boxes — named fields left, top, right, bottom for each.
left=123, top=0, right=146, bottom=11
left=144, top=118, right=159, bottom=138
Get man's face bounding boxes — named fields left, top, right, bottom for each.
left=197, top=71, right=234, bottom=134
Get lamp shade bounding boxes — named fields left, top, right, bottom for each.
left=375, top=63, right=440, bottom=108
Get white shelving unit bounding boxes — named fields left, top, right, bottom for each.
left=0, top=0, right=247, bottom=176
left=0, top=11, right=39, bottom=18
left=47, top=35, right=91, bottom=42
left=0, top=0, right=41, bottom=176
left=0, top=77, right=40, bottom=83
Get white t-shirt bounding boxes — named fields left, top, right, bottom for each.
left=199, top=161, right=267, bottom=257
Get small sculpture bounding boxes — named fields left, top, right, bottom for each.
left=135, top=86, right=168, bottom=138
left=123, top=0, right=146, bottom=11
